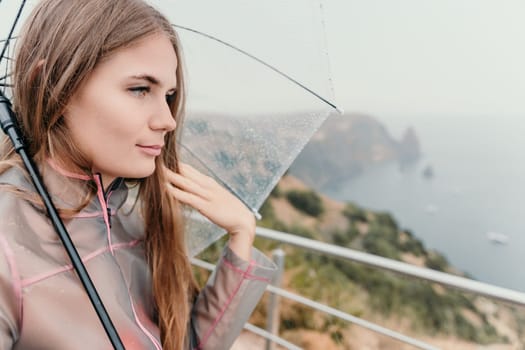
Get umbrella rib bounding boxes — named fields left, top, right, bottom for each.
left=0, top=0, right=27, bottom=66
left=173, top=24, right=342, bottom=114
left=178, top=142, right=262, bottom=220
left=1, top=43, right=9, bottom=94
left=0, top=73, right=11, bottom=81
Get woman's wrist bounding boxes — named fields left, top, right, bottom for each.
left=228, top=221, right=256, bottom=261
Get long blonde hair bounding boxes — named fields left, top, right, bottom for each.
left=1, top=0, right=198, bottom=348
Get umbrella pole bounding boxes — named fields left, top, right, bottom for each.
left=0, top=91, right=125, bottom=350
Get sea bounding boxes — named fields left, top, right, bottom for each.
left=322, top=113, right=525, bottom=293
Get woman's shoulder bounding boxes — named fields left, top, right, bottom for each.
left=0, top=165, right=40, bottom=218
left=0, top=166, right=79, bottom=287
left=0, top=165, right=32, bottom=190
left=0, top=166, right=49, bottom=249
left=0, top=165, right=34, bottom=209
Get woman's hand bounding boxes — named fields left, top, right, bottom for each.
left=164, top=162, right=255, bottom=261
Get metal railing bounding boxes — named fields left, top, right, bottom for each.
left=192, top=256, right=439, bottom=350
left=192, top=226, right=525, bottom=350
left=256, top=226, right=525, bottom=306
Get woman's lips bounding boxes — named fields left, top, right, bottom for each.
left=136, top=144, right=162, bottom=156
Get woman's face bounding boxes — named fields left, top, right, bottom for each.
left=64, top=33, right=178, bottom=187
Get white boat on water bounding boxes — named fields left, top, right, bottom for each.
left=486, top=231, right=509, bottom=245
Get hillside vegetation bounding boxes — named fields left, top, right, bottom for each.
left=195, top=175, right=525, bottom=349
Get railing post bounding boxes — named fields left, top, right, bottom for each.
left=265, top=248, right=285, bottom=350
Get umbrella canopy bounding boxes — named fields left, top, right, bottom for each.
left=0, top=0, right=341, bottom=256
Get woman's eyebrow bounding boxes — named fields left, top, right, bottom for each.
left=129, top=74, right=177, bottom=90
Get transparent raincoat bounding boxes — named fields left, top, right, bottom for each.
left=0, top=160, right=276, bottom=349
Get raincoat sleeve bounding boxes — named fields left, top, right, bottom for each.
left=191, top=244, right=276, bottom=350
left=0, top=237, right=20, bottom=349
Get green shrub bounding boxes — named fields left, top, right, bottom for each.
left=362, top=223, right=400, bottom=260
left=454, top=313, right=477, bottom=341
left=400, top=234, right=426, bottom=256
left=346, top=223, right=360, bottom=242
left=330, top=330, right=344, bottom=344
left=332, top=230, right=349, bottom=246
left=375, top=212, right=398, bottom=230
left=332, top=223, right=359, bottom=247
left=363, top=236, right=399, bottom=260
left=286, top=189, right=324, bottom=217
left=426, top=252, right=449, bottom=272
left=342, top=202, right=367, bottom=222
left=477, top=322, right=501, bottom=344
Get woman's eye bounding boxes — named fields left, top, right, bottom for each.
left=166, top=91, right=177, bottom=104
left=129, top=86, right=150, bottom=97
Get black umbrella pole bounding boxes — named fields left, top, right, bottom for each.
left=0, top=92, right=125, bottom=350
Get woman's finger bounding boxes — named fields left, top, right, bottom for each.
left=178, top=162, right=216, bottom=190
left=164, top=167, right=210, bottom=199
left=166, top=182, right=208, bottom=212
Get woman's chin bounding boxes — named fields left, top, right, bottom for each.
left=123, top=162, right=157, bottom=180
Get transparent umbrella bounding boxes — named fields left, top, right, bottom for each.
left=0, top=0, right=342, bottom=256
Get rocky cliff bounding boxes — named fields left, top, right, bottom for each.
left=288, top=112, right=421, bottom=188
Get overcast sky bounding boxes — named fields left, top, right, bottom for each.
left=2, top=0, right=524, bottom=118
left=324, top=0, right=525, bottom=118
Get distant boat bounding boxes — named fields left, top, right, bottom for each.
left=486, top=232, right=509, bottom=245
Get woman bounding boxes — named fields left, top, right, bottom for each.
left=0, top=0, right=276, bottom=349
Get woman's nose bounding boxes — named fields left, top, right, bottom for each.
left=151, top=98, right=177, bottom=131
